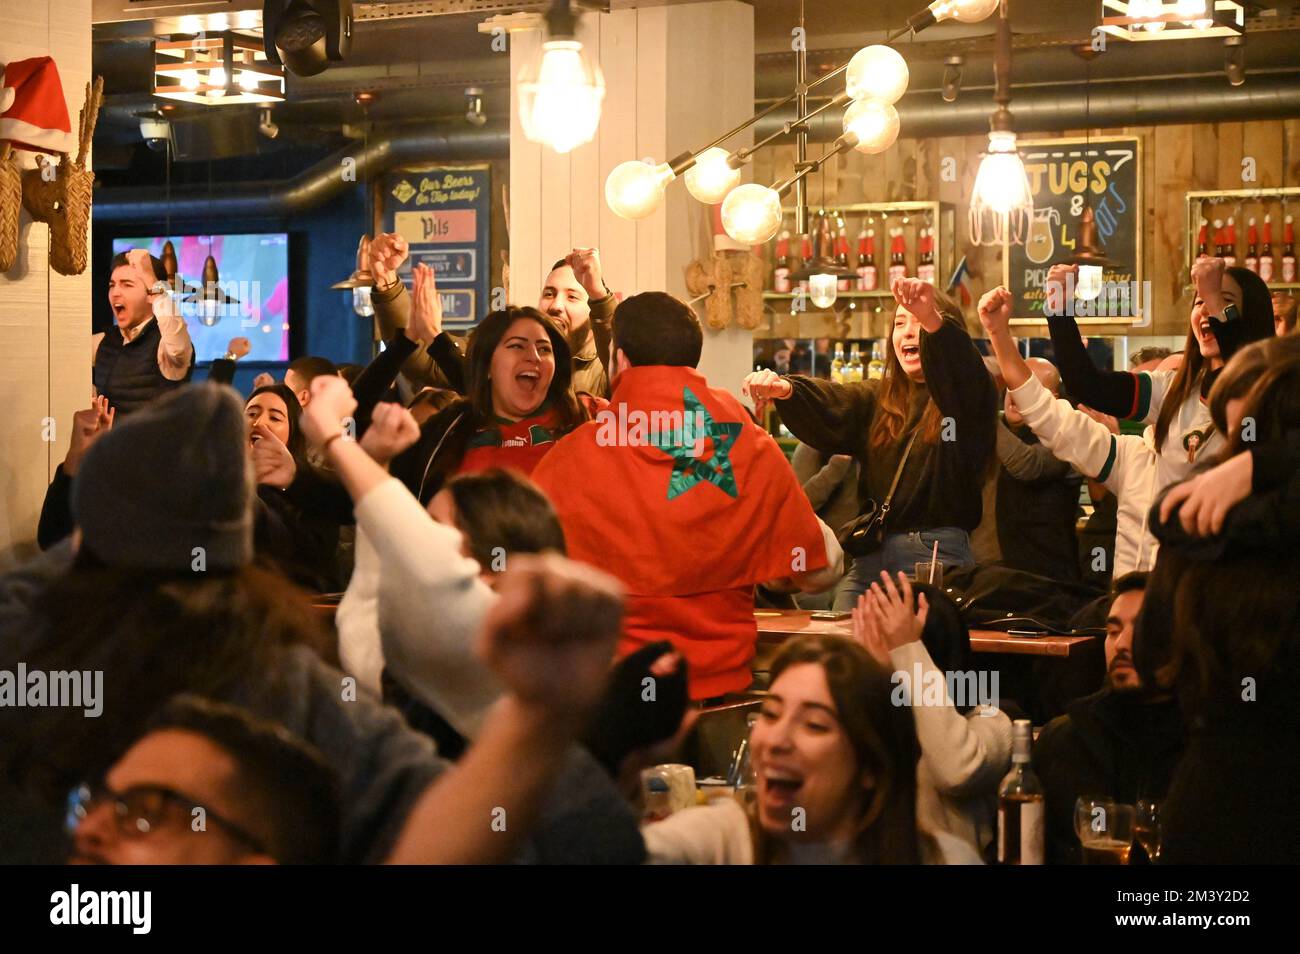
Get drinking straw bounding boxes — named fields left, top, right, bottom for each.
left=928, top=540, right=939, bottom=584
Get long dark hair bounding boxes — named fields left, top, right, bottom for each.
left=1154, top=266, right=1272, bottom=451
left=753, top=634, right=929, bottom=865
left=870, top=290, right=968, bottom=451
left=0, top=560, right=327, bottom=805
left=464, top=307, right=584, bottom=434
left=1208, top=334, right=1300, bottom=458
left=1138, top=334, right=1300, bottom=705
left=1135, top=547, right=1300, bottom=712
left=443, top=468, right=567, bottom=566
left=913, top=582, right=978, bottom=716
left=246, top=383, right=307, bottom=468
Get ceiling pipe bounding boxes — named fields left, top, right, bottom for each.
left=96, top=72, right=1300, bottom=222
left=757, top=71, right=1300, bottom=141
left=94, top=123, right=509, bottom=223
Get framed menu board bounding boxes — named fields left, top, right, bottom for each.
left=1004, top=136, right=1143, bottom=324
left=382, top=164, right=491, bottom=330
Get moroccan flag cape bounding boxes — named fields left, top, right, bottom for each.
left=532, top=365, right=830, bottom=597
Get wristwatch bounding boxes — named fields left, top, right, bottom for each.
left=148, top=280, right=171, bottom=297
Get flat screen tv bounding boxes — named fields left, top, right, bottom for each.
left=111, top=233, right=290, bottom=363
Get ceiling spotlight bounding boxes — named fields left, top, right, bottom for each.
left=1224, top=35, right=1246, bottom=86
left=942, top=55, right=964, bottom=103
left=465, top=87, right=487, bottom=126
left=258, top=107, right=280, bottom=139
left=135, top=110, right=172, bottom=152
left=263, top=0, right=353, bottom=78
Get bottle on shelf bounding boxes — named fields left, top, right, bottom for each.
left=856, top=228, right=878, bottom=292
left=867, top=340, right=886, bottom=381
left=830, top=342, right=846, bottom=384
left=917, top=227, right=936, bottom=285
left=1224, top=216, right=1238, bottom=267
left=887, top=228, right=908, bottom=286
left=773, top=230, right=792, bottom=294
left=836, top=226, right=852, bottom=292
left=1212, top=218, right=1226, bottom=258
left=844, top=343, right=863, bottom=383
left=1260, top=214, right=1276, bottom=282
left=997, top=719, right=1045, bottom=865
left=797, top=232, right=814, bottom=295
left=1196, top=217, right=1208, bottom=257
left=1284, top=215, right=1297, bottom=283
left=1245, top=218, right=1259, bottom=274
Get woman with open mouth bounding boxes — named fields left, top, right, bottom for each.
left=1042, top=257, right=1272, bottom=487
left=642, top=633, right=980, bottom=864
left=742, top=277, right=997, bottom=608
left=242, top=383, right=342, bottom=592
left=384, top=264, right=603, bottom=506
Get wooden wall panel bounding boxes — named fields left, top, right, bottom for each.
left=0, top=0, right=92, bottom=566
left=784, top=115, right=1300, bottom=342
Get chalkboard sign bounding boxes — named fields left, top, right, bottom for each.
left=382, top=165, right=492, bottom=330
left=1005, top=136, right=1143, bottom=324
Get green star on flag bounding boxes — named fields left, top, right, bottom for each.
left=648, top=387, right=743, bottom=500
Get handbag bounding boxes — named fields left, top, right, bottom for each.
left=836, top=431, right=918, bottom=558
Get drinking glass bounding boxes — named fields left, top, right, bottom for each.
left=913, top=560, right=944, bottom=585
left=1135, top=799, right=1163, bottom=863
left=1075, top=796, right=1135, bottom=865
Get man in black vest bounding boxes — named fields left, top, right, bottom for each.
left=93, top=249, right=194, bottom=416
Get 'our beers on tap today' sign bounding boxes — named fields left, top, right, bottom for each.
left=384, top=165, right=492, bottom=328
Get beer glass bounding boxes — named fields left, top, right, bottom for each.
left=1075, top=796, right=1135, bottom=865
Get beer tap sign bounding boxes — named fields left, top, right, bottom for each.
left=380, top=165, right=492, bottom=331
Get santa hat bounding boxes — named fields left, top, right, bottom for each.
left=0, top=57, right=73, bottom=154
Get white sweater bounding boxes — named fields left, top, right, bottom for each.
left=336, top=478, right=501, bottom=739
left=643, top=797, right=982, bottom=865
left=888, top=640, right=1012, bottom=856
left=1008, top=373, right=1161, bottom=575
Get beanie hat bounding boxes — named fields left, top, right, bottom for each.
left=0, top=57, right=72, bottom=154
left=72, top=384, right=254, bottom=572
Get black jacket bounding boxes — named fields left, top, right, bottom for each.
left=1033, top=688, right=1184, bottom=865
left=389, top=397, right=477, bottom=506
left=996, top=422, right=1083, bottom=582
left=775, top=321, right=997, bottom=535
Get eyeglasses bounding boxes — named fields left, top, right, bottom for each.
left=66, top=780, right=267, bottom=854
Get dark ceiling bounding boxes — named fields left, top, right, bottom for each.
left=90, top=0, right=1300, bottom=185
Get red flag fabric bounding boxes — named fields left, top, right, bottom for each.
left=533, top=364, right=829, bottom=698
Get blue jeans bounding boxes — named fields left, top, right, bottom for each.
left=831, top=527, right=973, bottom=611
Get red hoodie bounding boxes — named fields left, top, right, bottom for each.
left=532, top=365, right=829, bottom=699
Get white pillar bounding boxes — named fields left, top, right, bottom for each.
left=0, top=0, right=93, bottom=566
left=509, top=0, right=755, bottom=396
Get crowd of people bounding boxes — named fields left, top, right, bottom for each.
left=1, top=234, right=1296, bottom=866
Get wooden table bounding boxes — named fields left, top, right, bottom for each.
left=754, top=609, right=1094, bottom=658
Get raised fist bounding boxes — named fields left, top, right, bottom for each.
left=360, top=401, right=422, bottom=466
left=978, top=286, right=1015, bottom=337
left=1044, top=263, right=1078, bottom=317
left=566, top=247, right=606, bottom=300
left=369, top=232, right=410, bottom=288
left=476, top=552, right=624, bottom=719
